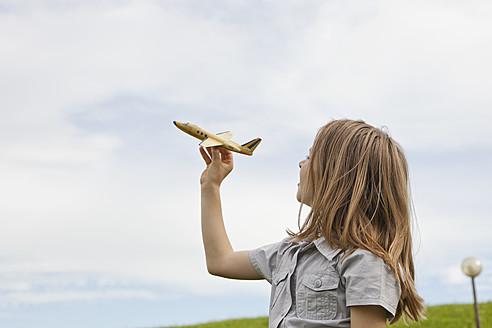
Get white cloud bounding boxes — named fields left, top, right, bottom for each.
left=443, top=264, right=469, bottom=286
left=259, top=1, right=492, bottom=150
left=2, top=0, right=492, bottom=152
left=0, top=281, right=30, bottom=292
left=4, top=289, right=162, bottom=306
left=0, top=134, right=122, bottom=165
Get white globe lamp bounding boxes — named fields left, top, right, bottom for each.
left=461, top=257, right=482, bottom=328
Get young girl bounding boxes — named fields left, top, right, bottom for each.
left=199, top=119, right=425, bottom=328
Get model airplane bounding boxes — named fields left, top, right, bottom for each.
left=173, top=121, right=261, bottom=156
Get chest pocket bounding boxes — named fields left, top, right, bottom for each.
left=297, top=271, right=339, bottom=320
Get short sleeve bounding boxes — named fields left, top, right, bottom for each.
left=249, top=238, right=290, bottom=284
left=339, top=249, right=401, bottom=318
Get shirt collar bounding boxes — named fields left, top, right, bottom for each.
left=314, top=237, right=343, bottom=261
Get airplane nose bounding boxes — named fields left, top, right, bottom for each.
left=173, top=121, right=178, bottom=126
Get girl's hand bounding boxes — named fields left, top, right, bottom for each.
left=199, top=146, right=233, bottom=188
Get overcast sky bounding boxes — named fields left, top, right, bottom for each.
left=1, top=1, right=492, bottom=327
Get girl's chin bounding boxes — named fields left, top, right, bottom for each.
left=296, top=192, right=311, bottom=207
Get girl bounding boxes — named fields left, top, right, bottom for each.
left=199, top=119, right=425, bottom=328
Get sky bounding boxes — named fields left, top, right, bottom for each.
left=1, top=0, right=492, bottom=327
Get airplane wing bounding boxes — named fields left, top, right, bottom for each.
left=199, top=138, right=223, bottom=147
left=216, top=131, right=234, bottom=139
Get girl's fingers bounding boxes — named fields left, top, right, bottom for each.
left=202, top=146, right=220, bottom=163
left=218, top=148, right=233, bottom=163
left=219, top=147, right=232, bottom=156
left=206, top=146, right=214, bottom=158
left=210, top=146, right=220, bottom=163
left=199, top=146, right=212, bottom=165
left=202, top=146, right=233, bottom=165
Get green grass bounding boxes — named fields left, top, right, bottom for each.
left=162, top=317, right=269, bottom=328
left=392, top=302, right=491, bottom=328
left=162, top=302, right=491, bottom=328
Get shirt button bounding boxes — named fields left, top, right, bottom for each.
left=315, top=279, right=322, bottom=288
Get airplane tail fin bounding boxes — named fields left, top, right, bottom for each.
left=241, top=138, right=262, bottom=155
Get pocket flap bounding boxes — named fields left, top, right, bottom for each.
left=302, top=272, right=339, bottom=291
left=272, top=269, right=289, bottom=285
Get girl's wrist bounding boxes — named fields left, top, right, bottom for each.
left=201, top=181, right=221, bottom=191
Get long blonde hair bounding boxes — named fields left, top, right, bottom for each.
left=290, top=119, right=425, bottom=323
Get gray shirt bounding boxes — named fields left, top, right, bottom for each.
left=249, top=237, right=401, bottom=328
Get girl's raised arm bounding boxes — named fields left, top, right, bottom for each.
left=199, top=146, right=262, bottom=280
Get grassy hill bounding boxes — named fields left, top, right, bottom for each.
left=162, top=302, right=491, bottom=328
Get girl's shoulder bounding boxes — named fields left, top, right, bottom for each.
left=335, top=248, right=398, bottom=286
left=337, top=248, right=387, bottom=268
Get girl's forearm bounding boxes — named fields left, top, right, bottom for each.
left=201, top=183, right=234, bottom=275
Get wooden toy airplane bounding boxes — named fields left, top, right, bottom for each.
left=173, top=121, right=261, bottom=156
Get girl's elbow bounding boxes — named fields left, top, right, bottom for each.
left=206, top=261, right=224, bottom=277
left=207, top=260, right=237, bottom=278
left=207, top=265, right=219, bottom=276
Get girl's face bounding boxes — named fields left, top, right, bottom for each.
left=297, top=151, right=313, bottom=206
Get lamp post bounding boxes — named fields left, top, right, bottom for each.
left=461, top=257, right=483, bottom=328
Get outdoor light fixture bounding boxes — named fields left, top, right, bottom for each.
left=461, top=257, right=483, bottom=328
